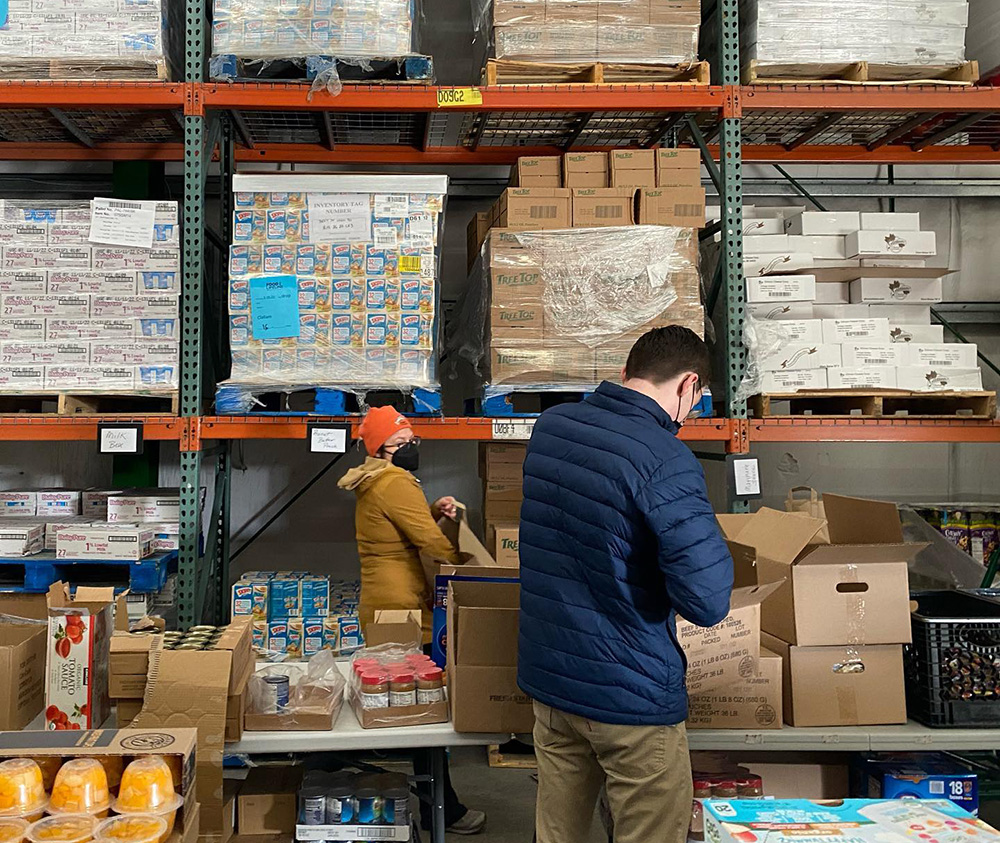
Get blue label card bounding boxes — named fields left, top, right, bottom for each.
left=250, top=275, right=300, bottom=339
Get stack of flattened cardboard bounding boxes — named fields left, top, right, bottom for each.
left=480, top=443, right=523, bottom=562
left=718, top=495, right=924, bottom=727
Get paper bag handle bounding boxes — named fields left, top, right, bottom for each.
left=787, top=486, right=820, bottom=504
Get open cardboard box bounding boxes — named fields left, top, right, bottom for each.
left=718, top=495, right=924, bottom=646
left=351, top=609, right=449, bottom=730
left=0, top=622, right=46, bottom=731
left=420, top=502, right=499, bottom=593
left=432, top=564, right=520, bottom=667
left=687, top=647, right=782, bottom=730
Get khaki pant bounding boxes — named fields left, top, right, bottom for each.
left=533, top=701, right=692, bottom=843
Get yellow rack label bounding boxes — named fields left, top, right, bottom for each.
left=436, top=88, right=483, bottom=107
left=399, top=255, right=422, bottom=273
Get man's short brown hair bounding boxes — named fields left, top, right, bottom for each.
left=624, top=325, right=711, bottom=386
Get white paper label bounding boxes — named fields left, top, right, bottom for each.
left=408, top=212, right=434, bottom=246
left=310, top=427, right=348, bottom=454
left=374, top=194, right=408, bottom=218
left=99, top=427, right=139, bottom=454
left=89, top=198, right=156, bottom=248
left=733, top=458, right=761, bottom=497
left=372, top=224, right=398, bottom=249
left=307, top=194, right=371, bottom=242
left=492, top=419, right=535, bottom=440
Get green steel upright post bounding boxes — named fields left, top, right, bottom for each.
left=717, top=0, right=748, bottom=511
left=178, top=0, right=207, bottom=628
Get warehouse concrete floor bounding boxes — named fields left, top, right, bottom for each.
left=446, top=746, right=606, bottom=843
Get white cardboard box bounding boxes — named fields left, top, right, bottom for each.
left=903, top=343, right=978, bottom=369
left=759, top=343, right=841, bottom=371
left=744, top=253, right=814, bottom=276
left=0, top=270, right=46, bottom=293
left=868, top=304, right=932, bottom=325
left=787, top=235, right=848, bottom=259
left=813, top=304, right=872, bottom=320
left=785, top=211, right=861, bottom=236
left=743, top=219, right=784, bottom=235
left=107, top=493, right=180, bottom=523
left=47, top=270, right=137, bottom=295
left=889, top=324, right=944, bottom=344
left=0, top=491, right=37, bottom=516
left=860, top=212, right=921, bottom=231
left=842, top=344, right=907, bottom=368
left=822, top=318, right=891, bottom=344
left=896, top=367, right=983, bottom=392
left=0, top=319, right=45, bottom=341
left=753, top=318, right=824, bottom=344
left=1, top=295, right=89, bottom=317
left=861, top=257, right=927, bottom=268
left=815, top=282, right=850, bottom=304
left=845, top=230, right=937, bottom=258
left=749, top=303, right=816, bottom=321
left=760, top=369, right=828, bottom=392
left=44, top=366, right=135, bottom=390
left=56, top=526, right=154, bottom=561
left=0, top=522, right=44, bottom=556
left=827, top=367, right=898, bottom=389
left=747, top=274, right=817, bottom=303
left=1, top=342, right=88, bottom=365
left=0, top=365, right=44, bottom=389
left=37, top=490, right=80, bottom=517
left=744, top=234, right=790, bottom=252
left=47, top=319, right=135, bottom=341
left=849, top=277, right=943, bottom=304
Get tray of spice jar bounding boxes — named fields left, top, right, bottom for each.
left=348, top=645, right=447, bottom=729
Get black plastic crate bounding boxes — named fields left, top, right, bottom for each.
left=907, top=591, right=1000, bottom=727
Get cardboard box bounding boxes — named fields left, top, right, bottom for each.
left=787, top=234, right=848, bottom=259
left=896, top=367, right=983, bottom=392
left=841, top=344, right=907, bottom=368
left=687, top=648, right=782, bottom=730
left=744, top=252, right=815, bottom=276
left=902, top=343, right=979, bottom=369
left=491, top=303, right=544, bottom=336
left=495, top=188, right=571, bottom=230
left=846, top=230, right=937, bottom=258
left=852, top=754, right=979, bottom=815
left=571, top=188, right=635, bottom=228
left=744, top=234, right=789, bottom=253
left=563, top=152, right=608, bottom=188
left=488, top=523, right=520, bottom=566
left=822, top=317, right=891, bottom=344
left=758, top=319, right=823, bottom=345
left=482, top=462, right=522, bottom=485
left=827, top=367, right=898, bottom=389
left=655, top=148, right=701, bottom=188
left=861, top=212, right=921, bottom=231
left=116, top=698, right=144, bottom=726
left=677, top=582, right=782, bottom=696
left=0, top=624, right=46, bottom=730
left=609, top=150, right=656, bottom=189
left=743, top=218, right=785, bottom=236
left=758, top=344, right=841, bottom=372
left=107, top=490, right=180, bottom=522
left=718, top=496, right=924, bottom=647
left=746, top=275, right=817, bottom=303
left=489, top=264, right=544, bottom=304
left=512, top=156, right=561, bottom=188
left=760, top=369, right=828, bottom=392
left=0, top=521, right=44, bottom=556
left=888, top=324, right=944, bottom=344
left=750, top=303, right=816, bottom=321
left=484, top=480, right=523, bottom=502
left=480, top=441, right=526, bottom=466
left=740, top=755, right=849, bottom=798
left=431, top=565, right=519, bottom=667
left=447, top=579, right=533, bottom=733
left=637, top=188, right=706, bottom=227
left=849, top=277, right=944, bottom=304
left=45, top=584, right=115, bottom=730
left=785, top=210, right=861, bottom=235
left=56, top=526, right=153, bottom=561
left=813, top=304, right=872, bottom=320
left=763, top=633, right=906, bottom=727
left=485, top=498, right=523, bottom=522
left=238, top=766, right=302, bottom=836
left=815, top=282, right=850, bottom=304
left=222, top=779, right=239, bottom=843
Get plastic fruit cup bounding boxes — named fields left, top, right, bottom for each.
left=111, top=759, right=182, bottom=837
left=0, top=818, right=28, bottom=843
left=90, top=762, right=121, bottom=797
left=0, top=760, right=47, bottom=821
left=27, top=761, right=61, bottom=795
left=47, top=761, right=111, bottom=818
left=25, top=815, right=96, bottom=843
left=94, top=815, right=167, bottom=843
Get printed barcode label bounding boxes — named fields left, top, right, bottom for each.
left=772, top=292, right=793, bottom=297
left=675, top=204, right=702, bottom=216
left=529, top=206, right=557, bottom=219
left=107, top=200, right=143, bottom=210
left=930, top=782, right=945, bottom=795
left=864, top=358, right=886, bottom=365
left=595, top=206, right=623, bottom=219
left=846, top=331, right=865, bottom=337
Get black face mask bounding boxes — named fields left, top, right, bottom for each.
left=391, top=441, right=420, bottom=472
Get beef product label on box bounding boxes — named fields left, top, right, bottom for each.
left=0, top=319, right=44, bottom=340
left=0, top=270, right=46, bottom=293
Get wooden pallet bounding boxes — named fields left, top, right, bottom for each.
left=0, top=393, right=178, bottom=416
left=745, top=59, right=979, bottom=86
left=487, top=741, right=537, bottom=769
left=751, top=390, right=997, bottom=419
left=210, top=54, right=434, bottom=84
left=483, top=59, right=710, bottom=86
left=0, top=59, right=168, bottom=81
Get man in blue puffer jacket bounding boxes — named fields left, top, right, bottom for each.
left=518, top=325, right=734, bottom=843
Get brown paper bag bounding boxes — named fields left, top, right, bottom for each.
left=420, top=502, right=497, bottom=592
left=785, top=486, right=831, bottom=543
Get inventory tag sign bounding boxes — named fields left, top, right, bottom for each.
left=307, top=194, right=371, bottom=242
left=492, top=419, right=535, bottom=440
left=97, top=423, right=143, bottom=455
left=89, top=198, right=156, bottom=249
left=249, top=275, right=300, bottom=339
left=308, top=423, right=351, bottom=454
left=436, top=88, right=483, bottom=107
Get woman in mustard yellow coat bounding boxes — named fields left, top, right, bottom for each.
left=338, top=405, right=486, bottom=835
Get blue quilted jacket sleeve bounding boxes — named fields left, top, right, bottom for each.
left=636, top=452, right=733, bottom=628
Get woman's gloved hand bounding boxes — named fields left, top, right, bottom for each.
left=431, top=496, right=458, bottom=520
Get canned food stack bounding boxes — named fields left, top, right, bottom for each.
left=740, top=209, right=982, bottom=395
left=297, top=770, right=411, bottom=838
left=220, top=174, right=446, bottom=413
left=481, top=0, right=701, bottom=64
left=0, top=201, right=179, bottom=395
left=348, top=645, right=447, bottom=729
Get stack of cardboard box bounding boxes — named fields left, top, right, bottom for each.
left=481, top=443, right=523, bottom=565
left=718, top=495, right=923, bottom=727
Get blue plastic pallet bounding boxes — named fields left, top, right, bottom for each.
left=0, top=550, right=176, bottom=594
left=215, top=384, right=441, bottom=417
left=209, top=54, right=434, bottom=84
left=476, top=388, right=714, bottom=418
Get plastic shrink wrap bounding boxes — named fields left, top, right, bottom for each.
left=218, top=174, right=445, bottom=414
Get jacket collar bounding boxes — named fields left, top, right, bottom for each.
left=590, top=381, right=680, bottom=434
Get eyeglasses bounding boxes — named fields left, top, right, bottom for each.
left=383, top=436, right=421, bottom=452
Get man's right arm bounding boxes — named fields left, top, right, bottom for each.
left=636, top=455, right=734, bottom=628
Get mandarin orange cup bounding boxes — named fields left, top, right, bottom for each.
left=25, top=815, right=96, bottom=843
left=111, top=760, right=181, bottom=838
left=0, top=760, right=47, bottom=822
left=0, top=818, right=28, bottom=843
left=47, top=761, right=111, bottom=819
left=94, top=815, right=166, bottom=843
